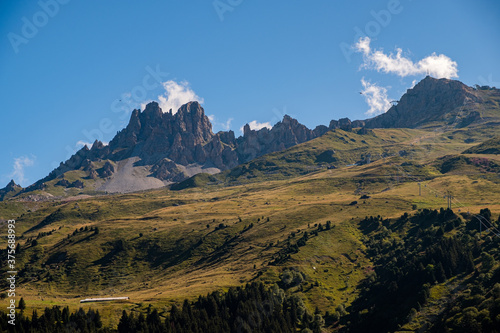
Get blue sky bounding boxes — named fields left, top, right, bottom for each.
left=1, top=0, right=499, bottom=187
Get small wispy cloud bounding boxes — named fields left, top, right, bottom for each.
left=360, top=78, right=392, bottom=116
left=240, top=120, right=272, bottom=133
left=355, top=37, right=458, bottom=79
left=208, top=115, right=233, bottom=132
left=10, top=156, right=35, bottom=186
left=221, top=118, right=233, bottom=131
left=76, top=140, right=92, bottom=148
left=76, top=140, right=108, bottom=149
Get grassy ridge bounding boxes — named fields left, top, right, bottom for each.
left=1, top=126, right=500, bottom=329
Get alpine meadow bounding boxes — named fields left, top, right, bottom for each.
left=1, top=2, right=500, bottom=332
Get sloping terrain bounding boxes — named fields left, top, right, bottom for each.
left=0, top=180, right=22, bottom=201
left=0, top=77, right=499, bottom=331
left=362, top=76, right=500, bottom=130
left=177, top=123, right=498, bottom=190
left=5, top=77, right=499, bottom=200
left=463, top=136, right=500, bottom=154
left=1, top=123, right=500, bottom=330
left=10, top=102, right=328, bottom=197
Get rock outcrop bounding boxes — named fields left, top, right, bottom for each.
left=55, top=179, right=70, bottom=187
left=0, top=180, right=22, bottom=200
left=235, top=115, right=328, bottom=162
left=14, top=76, right=491, bottom=197
left=99, top=161, right=115, bottom=178
left=108, top=101, right=214, bottom=162
left=28, top=100, right=326, bottom=189
left=151, top=159, right=185, bottom=182
left=363, top=76, right=481, bottom=129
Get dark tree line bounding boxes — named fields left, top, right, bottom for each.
left=118, top=282, right=324, bottom=333
left=346, top=208, right=500, bottom=332
left=0, top=306, right=106, bottom=332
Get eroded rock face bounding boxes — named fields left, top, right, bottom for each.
left=50, top=100, right=325, bottom=185
left=109, top=101, right=214, bottom=162
left=38, top=77, right=486, bottom=188
left=13, top=77, right=497, bottom=197
left=99, top=161, right=115, bottom=178
left=69, top=180, right=84, bottom=189
left=4, top=179, right=21, bottom=192
left=363, top=76, right=480, bottom=129
left=0, top=180, right=22, bottom=200
left=152, top=159, right=185, bottom=182
left=235, top=115, right=325, bottom=163
left=87, top=168, right=98, bottom=180
left=55, top=179, right=70, bottom=187
left=458, top=111, right=482, bottom=128
left=82, top=159, right=94, bottom=171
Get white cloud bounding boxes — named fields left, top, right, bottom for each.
left=157, top=80, right=204, bottom=113
left=10, top=156, right=35, bottom=186
left=356, top=37, right=371, bottom=55
left=76, top=140, right=92, bottom=148
left=360, top=78, right=392, bottom=116
left=76, top=140, right=108, bottom=149
left=207, top=115, right=233, bottom=132
left=240, top=120, right=272, bottom=133
left=221, top=118, right=233, bottom=131
left=355, top=37, right=458, bottom=79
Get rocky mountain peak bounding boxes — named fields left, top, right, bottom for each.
left=363, top=76, right=481, bottom=129
left=141, top=101, right=163, bottom=120
left=174, top=101, right=213, bottom=143
left=91, top=140, right=105, bottom=150
left=242, top=123, right=252, bottom=137
left=6, top=179, right=21, bottom=190
left=0, top=179, right=22, bottom=200
left=11, top=77, right=498, bottom=198
left=282, top=114, right=294, bottom=124
left=176, top=101, right=203, bottom=115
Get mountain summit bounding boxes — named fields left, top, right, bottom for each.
left=363, top=76, right=481, bottom=129
left=0, top=179, right=22, bottom=200
left=20, top=101, right=326, bottom=194
left=11, top=76, right=500, bottom=198
left=107, top=101, right=214, bottom=162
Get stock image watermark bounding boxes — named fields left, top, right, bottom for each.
left=6, top=219, right=17, bottom=325
left=7, top=0, right=71, bottom=54
left=478, top=74, right=500, bottom=88
left=61, top=64, right=169, bottom=163
left=339, top=0, right=404, bottom=63
left=213, top=0, right=243, bottom=22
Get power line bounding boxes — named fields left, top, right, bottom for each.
left=377, top=152, right=500, bottom=238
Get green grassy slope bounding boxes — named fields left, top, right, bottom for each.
left=463, top=136, right=500, bottom=154
left=1, top=125, right=499, bottom=330
left=177, top=126, right=495, bottom=190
